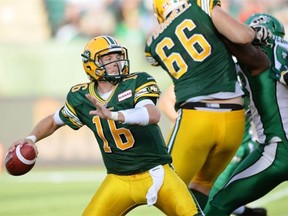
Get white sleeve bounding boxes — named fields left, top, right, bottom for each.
left=135, top=99, right=155, bottom=108
left=53, top=109, right=65, bottom=126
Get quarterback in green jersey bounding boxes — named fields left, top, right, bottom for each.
left=8, top=35, right=203, bottom=215
left=145, top=0, right=270, bottom=209
left=205, top=13, right=288, bottom=216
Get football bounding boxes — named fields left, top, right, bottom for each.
left=5, top=143, right=37, bottom=176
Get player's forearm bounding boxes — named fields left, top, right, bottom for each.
left=223, top=38, right=270, bottom=76
left=110, top=104, right=160, bottom=125
left=28, top=114, right=62, bottom=143
left=158, top=100, right=177, bottom=122
left=212, top=6, right=255, bottom=45
left=157, top=85, right=177, bottom=122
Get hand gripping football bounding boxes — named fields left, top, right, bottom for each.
left=5, top=143, right=37, bottom=176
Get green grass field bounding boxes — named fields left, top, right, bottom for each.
left=0, top=167, right=287, bottom=216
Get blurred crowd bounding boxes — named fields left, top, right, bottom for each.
left=46, top=0, right=156, bottom=45
left=46, top=0, right=288, bottom=45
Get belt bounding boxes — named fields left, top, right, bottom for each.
left=180, top=102, right=243, bottom=110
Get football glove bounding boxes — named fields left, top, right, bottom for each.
left=251, top=25, right=273, bottom=47
left=270, top=66, right=288, bottom=85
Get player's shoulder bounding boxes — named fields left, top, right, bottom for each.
left=124, top=72, right=160, bottom=94
left=132, top=71, right=156, bottom=80
left=68, top=82, right=91, bottom=94
left=66, top=81, right=92, bottom=105
left=126, top=72, right=161, bottom=101
left=196, top=0, right=220, bottom=11
left=125, top=72, right=156, bottom=82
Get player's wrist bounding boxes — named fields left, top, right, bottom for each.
left=110, top=112, right=119, bottom=121
left=25, top=135, right=37, bottom=143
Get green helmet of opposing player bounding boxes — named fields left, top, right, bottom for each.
left=245, top=13, right=285, bottom=38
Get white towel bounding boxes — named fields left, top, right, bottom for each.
left=146, top=165, right=165, bottom=206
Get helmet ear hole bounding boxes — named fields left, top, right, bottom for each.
left=272, top=23, right=276, bottom=31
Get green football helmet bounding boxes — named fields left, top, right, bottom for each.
left=245, top=13, right=285, bottom=38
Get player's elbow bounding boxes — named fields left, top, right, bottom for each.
left=148, top=107, right=161, bottom=124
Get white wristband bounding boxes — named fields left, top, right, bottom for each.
left=53, top=109, right=65, bottom=126
left=110, top=112, right=119, bottom=121
left=26, top=135, right=37, bottom=143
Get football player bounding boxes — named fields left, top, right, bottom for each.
left=204, top=13, right=288, bottom=216
left=145, top=0, right=270, bottom=210
left=158, top=84, right=267, bottom=216
left=8, top=35, right=203, bottom=215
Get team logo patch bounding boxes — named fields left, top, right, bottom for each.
left=82, top=50, right=91, bottom=63
left=251, top=15, right=271, bottom=25
left=118, top=90, right=132, bottom=102
left=147, top=85, right=160, bottom=93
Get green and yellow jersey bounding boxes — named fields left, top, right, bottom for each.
left=145, top=0, right=239, bottom=108
left=59, top=72, right=172, bottom=175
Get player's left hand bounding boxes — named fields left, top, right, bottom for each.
left=251, top=25, right=273, bottom=47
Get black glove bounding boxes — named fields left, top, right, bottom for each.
left=251, top=25, right=273, bottom=47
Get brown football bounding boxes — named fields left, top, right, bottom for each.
left=5, top=143, right=37, bottom=176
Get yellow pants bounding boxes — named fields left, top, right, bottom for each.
left=167, top=108, right=245, bottom=190
left=83, top=164, right=202, bottom=216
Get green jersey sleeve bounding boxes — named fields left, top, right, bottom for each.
left=59, top=82, right=91, bottom=130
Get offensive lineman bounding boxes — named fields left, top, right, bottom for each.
left=145, top=0, right=270, bottom=209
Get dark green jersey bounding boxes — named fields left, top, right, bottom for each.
left=239, top=37, right=288, bottom=145
left=145, top=0, right=238, bottom=108
left=59, top=72, right=172, bottom=175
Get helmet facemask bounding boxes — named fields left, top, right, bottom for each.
left=94, top=47, right=130, bottom=84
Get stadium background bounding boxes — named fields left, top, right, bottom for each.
left=0, top=0, right=288, bottom=215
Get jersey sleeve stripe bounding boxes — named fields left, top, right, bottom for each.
left=135, top=81, right=157, bottom=92
left=134, top=93, right=159, bottom=103
left=62, top=102, right=83, bottom=127
left=199, top=0, right=212, bottom=16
